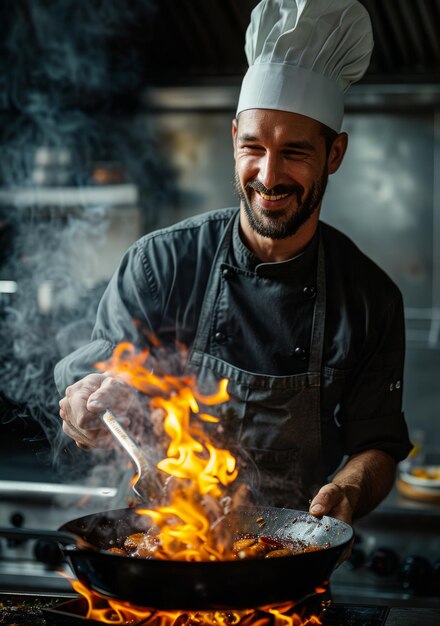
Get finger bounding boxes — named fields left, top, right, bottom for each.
left=62, top=419, right=97, bottom=448
left=59, top=397, right=70, bottom=421
left=65, top=373, right=107, bottom=397
left=76, top=409, right=104, bottom=430
left=72, top=396, right=130, bottom=430
left=309, top=483, right=344, bottom=516
left=88, top=381, right=136, bottom=419
left=63, top=419, right=115, bottom=450
left=62, top=412, right=105, bottom=446
left=76, top=432, right=115, bottom=450
left=88, top=375, right=131, bottom=404
left=65, top=383, right=109, bottom=429
left=59, top=397, right=68, bottom=410
left=67, top=395, right=104, bottom=429
left=76, top=441, right=93, bottom=450
left=87, top=376, right=118, bottom=407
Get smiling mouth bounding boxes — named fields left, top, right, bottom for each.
left=257, top=191, right=291, bottom=201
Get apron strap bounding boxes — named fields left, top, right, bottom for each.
left=308, top=232, right=326, bottom=374
left=188, top=210, right=237, bottom=365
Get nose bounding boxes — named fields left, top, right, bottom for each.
left=258, top=151, right=281, bottom=191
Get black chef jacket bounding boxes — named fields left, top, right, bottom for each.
left=54, top=208, right=412, bottom=477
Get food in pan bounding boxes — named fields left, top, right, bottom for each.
left=231, top=535, right=326, bottom=559
left=106, top=532, right=327, bottom=561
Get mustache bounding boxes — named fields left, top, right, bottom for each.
left=246, top=180, right=304, bottom=198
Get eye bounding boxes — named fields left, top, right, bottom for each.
left=283, top=149, right=307, bottom=159
left=240, top=144, right=265, bottom=153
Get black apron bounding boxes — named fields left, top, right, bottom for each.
left=188, top=212, right=327, bottom=509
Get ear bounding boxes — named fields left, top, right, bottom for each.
left=327, top=132, right=348, bottom=175
left=232, top=118, right=238, bottom=159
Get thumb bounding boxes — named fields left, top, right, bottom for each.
left=309, top=483, right=344, bottom=516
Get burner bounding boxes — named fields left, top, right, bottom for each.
left=2, top=593, right=440, bottom=626
left=42, top=593, right=329, bottom=626
left=0, top=593, right=70, bottom=625
left=40, top=596, right=390, bottom=626
left=43, top=597, right=138, bottom=626
left=43, top=597, right=161, bottom=625
left=322, top=604, right=389, bottom=625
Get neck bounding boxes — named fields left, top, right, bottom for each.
left=239, top=206, right=320, bottom=263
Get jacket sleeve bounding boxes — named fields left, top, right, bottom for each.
left=54, top=239, right=161, bottom=395
left=339, top=289, right=413, bottom=463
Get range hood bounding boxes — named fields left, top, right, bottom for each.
left=142, top=0, right=440, bottom=84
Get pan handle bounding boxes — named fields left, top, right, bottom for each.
left=0, top=526, right=98, bottom=550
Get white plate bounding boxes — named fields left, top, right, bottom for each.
left=400, top=465, right=440, bottom=489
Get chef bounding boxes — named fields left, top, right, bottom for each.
left=56, top=0, right=412, bottom=523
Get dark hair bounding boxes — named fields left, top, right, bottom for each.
left=319, top=123, right=338, bottom=156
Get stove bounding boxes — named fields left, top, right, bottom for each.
left=1, top=482, right=439, bottom=614
left=1, top=592, right=439, bottom=626
left=0, top=478, right=122, bottom=594
left=329, top=488, right=440, bottom=609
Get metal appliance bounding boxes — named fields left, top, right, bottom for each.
left=0, top=590, right=439, bottom=625
left=1, top=482, right=439, bottom=610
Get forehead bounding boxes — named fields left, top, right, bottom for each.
left=236, top=108, right=323, bottom=143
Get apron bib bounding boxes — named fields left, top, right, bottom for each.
left=188, top=212, right=326, bottom=509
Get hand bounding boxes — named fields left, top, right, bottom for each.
left=59, top=372, right=142, bottom=450
left=309, top=482, right=356, bottom=563
left=308, top=482, right=356, bottom=526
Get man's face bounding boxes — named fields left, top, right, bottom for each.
left=233, top=109, right=332, bottom=240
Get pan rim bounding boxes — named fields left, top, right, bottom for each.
left=59, top=504, right=353, bottom=562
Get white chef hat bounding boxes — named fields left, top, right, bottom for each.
left=236, top=0, right=374, bottom=132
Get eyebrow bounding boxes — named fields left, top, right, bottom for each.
left=237, top=134, right=316, bottom=153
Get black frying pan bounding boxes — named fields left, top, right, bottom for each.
left=0, top=506, right=352, bottom=610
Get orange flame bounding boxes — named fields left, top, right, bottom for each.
left=95, top=342, right=238, bottom=560
left=152, top=384, right=237, bottom=497
left=58, top=572, right=323, bottom=625
left=59, top=342, right=327, bottom=623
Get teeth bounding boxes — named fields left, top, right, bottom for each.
left=258, top=191, right=289, bottom=201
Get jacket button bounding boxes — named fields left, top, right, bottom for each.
left=214, top=331, right=227, bottom=344
left=293, top=346, right=308, bottom=360
left=222, top=268, right=233, bottom=280
left=303, top=285, right=316, bottom=299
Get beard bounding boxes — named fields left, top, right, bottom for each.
left=234, top=168, right=328, bottom=240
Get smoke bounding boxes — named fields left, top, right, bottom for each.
left=0, top=0, right=157, bottom=112
left=0, top=0, right=174, bottom=485
left=0, top=207, right=110, bottom=480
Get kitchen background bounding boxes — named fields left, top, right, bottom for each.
left=0, top=0, right=439, bottom=606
